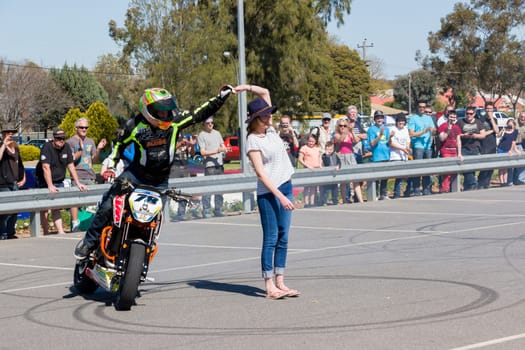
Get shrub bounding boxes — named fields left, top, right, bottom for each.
left=19, top=145, right=40, bottom=161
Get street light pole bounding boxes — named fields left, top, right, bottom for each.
left=236, top=0, right=253, bottom=212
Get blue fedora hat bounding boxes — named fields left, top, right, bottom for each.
left=246, top=98, right=277, bottom=124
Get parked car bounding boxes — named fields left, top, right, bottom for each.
left=23, top=139, right=49, bottom=149
left=223, top=136, right=240, bottom=163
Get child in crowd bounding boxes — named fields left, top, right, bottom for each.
left=497, top=119, right=522, bottom=186
left=298, top=133, right=322, bottom=207
left=320, top=141, right=341, bottom=205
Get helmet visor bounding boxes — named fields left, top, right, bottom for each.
left=148, top=97, right=178, bottom=121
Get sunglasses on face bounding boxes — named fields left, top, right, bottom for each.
left=54, top=137, right=65, bottom=141
left=77, top=126, right=89, bottom=130
left=339, top=125, right=348, bottom=128
left=466, top=112, right=475, bottom=115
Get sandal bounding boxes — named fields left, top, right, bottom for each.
left=277, top=286, right=301, bottom=297
left=266, top=290, right=288, bottom=300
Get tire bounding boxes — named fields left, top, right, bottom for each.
left=114, top=243, right=146, bottom=311
left=73, top=261, right=98, bottom=294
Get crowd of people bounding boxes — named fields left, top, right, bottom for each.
left=277, top=102, right=525, bottom=205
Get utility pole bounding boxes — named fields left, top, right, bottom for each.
left=408, top=73, right=412, bottom=115
left=357, top=38, right=374, bottom=66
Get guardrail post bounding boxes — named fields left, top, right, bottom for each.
left=451, top=173, right=460, bottom=192
left=367, top=181, right=377, bottom=201
left=30, top=211, right=41, bottom=238
left=242, top=192, right=253, bottom=212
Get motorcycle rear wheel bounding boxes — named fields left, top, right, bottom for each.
left=114, top=243, right=146, bottom=311
left=73, top=261, right=98, bottom=294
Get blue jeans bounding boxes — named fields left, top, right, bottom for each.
left=0, top=184, right=19, bottom=238
left=408, top=148, right=433, bottom=195
left=257, top=180, right=293, bottom=279
left=461, top=149, right=480, bottom=190
left=202, top=165, right=224, bottom=214
left=84, top=169, right=168, bottom=247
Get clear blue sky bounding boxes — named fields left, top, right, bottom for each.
left=1, top=0, right=460, bottom=79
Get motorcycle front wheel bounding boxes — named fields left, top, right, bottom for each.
left=114, top=243, right=146, bottom=311
left=73, top=261, right=98, bottom=294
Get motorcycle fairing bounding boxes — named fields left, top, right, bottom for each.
left=128, top=188, right=163, bottom=223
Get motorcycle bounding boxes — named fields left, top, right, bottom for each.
left=73, top=178, right=192, bottom=310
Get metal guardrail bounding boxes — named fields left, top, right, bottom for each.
left=1, top=153, right=524, bottom=237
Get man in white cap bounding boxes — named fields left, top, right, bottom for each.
left=197, top=116, right=226, bottom=218
left=318, top=112, right=333, bottom=152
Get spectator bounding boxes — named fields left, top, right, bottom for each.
left=388, top=115, right=411, bottom=198
left=346, top=105, right=367, bottom=163
left=436, top=105, right=456, bottom=128
left=406, top=101, right=435, bottom=196
left=0, top=123, right=26, bottom=240
left=278, top=115, right=299, bottom=167
left=346, top=105, right=367, bottom=203
left=317, top=112, right=334, bottom=152
left=321, top=141, right=341, bottom=205
left=437, top=110, right=463, bottom=193
left=511, top=111, right=525, bottom=184
left=197, top=116, right=226, bottom=218
left=170, top=134, right=196, bottom=221
left=66, top=118, right=106, bottom=231
left=36, top=129, right=88, bottom=235
left=367, top=110, right=391, bottom=200
left=238, top=83, right=299, bottom=299
left=298, top=133, right=322, bottom=207
left=477, top=102, right=499, bottom=189
left=99, top=156, right=125, bottom=183
left=333, top=118, right=363, bottom=203
left=457, top=106, right=486, bottom=191
left=497, top=119, right=521, bottom=186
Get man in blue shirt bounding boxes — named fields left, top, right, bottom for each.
left=367, top=110, right=390, bottom=200
left=406, top=101, right=436, bottom=196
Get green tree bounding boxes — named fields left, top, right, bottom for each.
left=0, top=61, right=72, bottom=137
left=329, top=43, right=371, bottom=114
left=393, top=70, right=437, bottom=112
left=107, top=0, right=353, bottom=134
left=50, top=64, right=109, bottom=111
left=93, top=53, right=141, bottom=122
left=59, top=102, right=119, bottom=150
left=427, top=1, right=525, bottom=106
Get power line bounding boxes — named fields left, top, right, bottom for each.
left=1, top=61, right=140, bottom=77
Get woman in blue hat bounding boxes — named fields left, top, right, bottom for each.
left=235, top=84, right=300, bottom=299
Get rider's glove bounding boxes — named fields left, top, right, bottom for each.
left=219, top=85, right=234, bottom=99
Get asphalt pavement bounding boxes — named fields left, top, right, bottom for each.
left=2, top=186, right=525, bottom=350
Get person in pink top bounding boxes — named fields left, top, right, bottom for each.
left=333, top=118, right=363, bottom=203
left=298, top=134, right=322, bottom=207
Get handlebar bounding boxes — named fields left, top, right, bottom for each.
left=113, top=178, right=192, bottom=202
left=164, top=188, right=193, bottom=202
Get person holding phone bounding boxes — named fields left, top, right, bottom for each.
left=437, top=109, right=463, bottom=193
left=278, top=115, right=299, bottom=167
left=0, top=123, right=26, bottom=239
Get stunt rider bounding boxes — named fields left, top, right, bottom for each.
left=75, top=86, right=234, bottom=259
